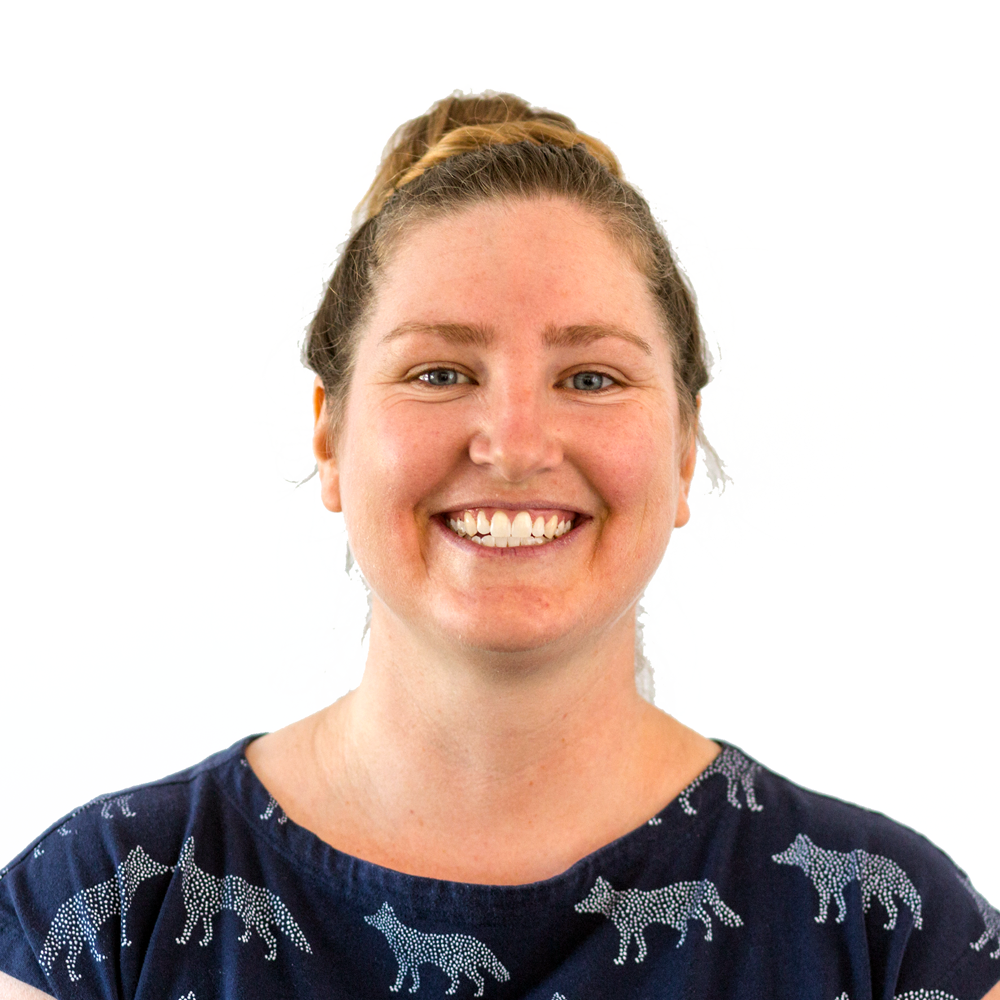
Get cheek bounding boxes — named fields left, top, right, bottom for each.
left=338, top=398, right=462, bottom=529
left=573, top=404, right=679, bottom=523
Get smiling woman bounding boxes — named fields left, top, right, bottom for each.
left=312, top=194, right=695, bottom=706
left=1, top=92, right=998, bottom=1000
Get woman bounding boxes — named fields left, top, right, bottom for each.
left=1, top=92, right=997, bottom=1000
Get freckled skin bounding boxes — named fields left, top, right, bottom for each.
left=318, top=196, right=696, bottom=663
left=244, top=194, right=718, bottom=886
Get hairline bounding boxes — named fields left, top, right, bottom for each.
left=324, top=191, right=697, bottom=439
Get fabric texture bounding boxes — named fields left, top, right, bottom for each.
left=1, top=737, right=997, bottom=1000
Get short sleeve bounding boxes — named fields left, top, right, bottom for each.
left=893, top=844, right=1000, bottom=998
left=0, top=856, right=58, bottom=994
left=0, top=806, right=158, bottom=1000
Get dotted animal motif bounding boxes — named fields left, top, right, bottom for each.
left=174, top=836, right=311, bottom=962
left=364, top=901, right=510, bottom=996
left=574, top=875, right=742, bottom=964
left=773, top=833, right=922, bottom=930
left=39, top=845, right=172, bottom=982
left=50, top=790, right=139, bottom=834
left=260, top=796, right=288, bottom=824
left=33, top=846, right=45, bottom=858
left=677, top=746, right=763, bottom=816
left=837, top=992, right=960, bottom=1000
left=99, top=794, right=137, bottom=819
left=959, top=873, right=1000, bottom=959
left=178, top=993, right=197, bottom=1000
left=57, top=825, right=74, bottom=837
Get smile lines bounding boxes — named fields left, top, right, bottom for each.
left=446, top=510, right=575, bottom=548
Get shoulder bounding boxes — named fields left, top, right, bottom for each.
left=681, top=741, right=948, bottom=855
left=1, top=735, right=255, bottom=882
left=699, top=743, right=1000, bottom=997
left=0, top=736, right=260, bottom=995
left=675, top=741, right=979, bottom=911
left=751, top=752, right=978, bottom=902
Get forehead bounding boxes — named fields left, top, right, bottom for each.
left=368, top=196, right=666, bottom=348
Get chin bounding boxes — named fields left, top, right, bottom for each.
left=427, top=596, right=602, bottom=660
left=457, top=628, right=560, bottom=655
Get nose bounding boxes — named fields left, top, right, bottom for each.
left=468, top=379, right=564, bottom=482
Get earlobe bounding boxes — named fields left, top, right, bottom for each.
left=674, top=414, right=699, bottom=529
left=674, top=452, right=694, bottom=528
left=312, top=379, right=343, bottom=513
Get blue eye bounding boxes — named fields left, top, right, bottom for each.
left=418, top=369, right=467, bottom=386
left=571, top=372, right=614, bottom=391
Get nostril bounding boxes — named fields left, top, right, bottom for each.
left=467, top=426, right=564, bottom=480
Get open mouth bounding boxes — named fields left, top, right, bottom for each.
left=442, top=508, right=578, bottom=548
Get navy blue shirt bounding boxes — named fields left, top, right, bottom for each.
left=2, top=737, right=998, bottom=999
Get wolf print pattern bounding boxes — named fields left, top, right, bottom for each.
left=677, top=746, right=763, bottom=816
left=364, top=902, right=510, bottom=996
left=893, top=993, right=961, bottom=1000
left=260, top=796, right=288, bottom=824
left=574, top=876, right=742, bottom=964
left=773, top=833, right=922, bottom=930
left=39, top=845, right=172, bottom=982
left=837, top=993, right=960, bottom=1000
left=174, top=836, right=311, bottom=962
left=100, top=794, right=137, bottom=819
left=959, top=873, right=1000, bottom=959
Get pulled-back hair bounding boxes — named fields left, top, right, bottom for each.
left=304, top=91, right=713, bottom=439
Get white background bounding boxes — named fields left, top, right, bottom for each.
left=2, top=1, right=997, bottom=901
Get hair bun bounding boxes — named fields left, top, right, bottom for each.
left=354, top=91, right=622, bottom=227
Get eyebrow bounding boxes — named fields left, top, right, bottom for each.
left=542, top=323, right=653, bottom=356
left=380, top=321, right=652, bottom=355
left=379, top=321, right=495, bottom=348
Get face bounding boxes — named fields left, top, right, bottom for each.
left=314, top=196, right=696, bottom=660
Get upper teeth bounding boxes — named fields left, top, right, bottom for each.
left=446, top=510, right=574, bottom=546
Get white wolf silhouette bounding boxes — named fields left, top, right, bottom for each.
left=773, top=833, right=922, bottom=930
left=959, top=873, right=1000, bottom=959
left=174, top=836, right=311, bottom=961
left=259, top=796, right=287, bottom=824
left=574, top=875, right=742, bottom=964
left=364, top=901, right=510, bottom=996
left=837, top=992, right=959, bottom=1000
left=39, top=844, right=171, bottom=982
left=99, top=794, right=137, bottom=819
left=677, top=746, right=763, bottom=815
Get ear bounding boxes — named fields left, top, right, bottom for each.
left=313, top=377, right=343, bottom=513
left=673, top=395, right=700, bottom=529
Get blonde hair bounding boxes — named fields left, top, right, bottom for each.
left=306, top=90, right=715, bottom=448
left=359, top=115, right=622, bottom=224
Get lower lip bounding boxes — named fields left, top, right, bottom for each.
left=434, top=516, right=580, bottom=552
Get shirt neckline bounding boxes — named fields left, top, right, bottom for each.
left=219, top=733, right=740, bottom=903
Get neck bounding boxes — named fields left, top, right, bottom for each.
left=349, top=597, right=644, bottom=772
left=248, top=598, right=718, bottom=884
